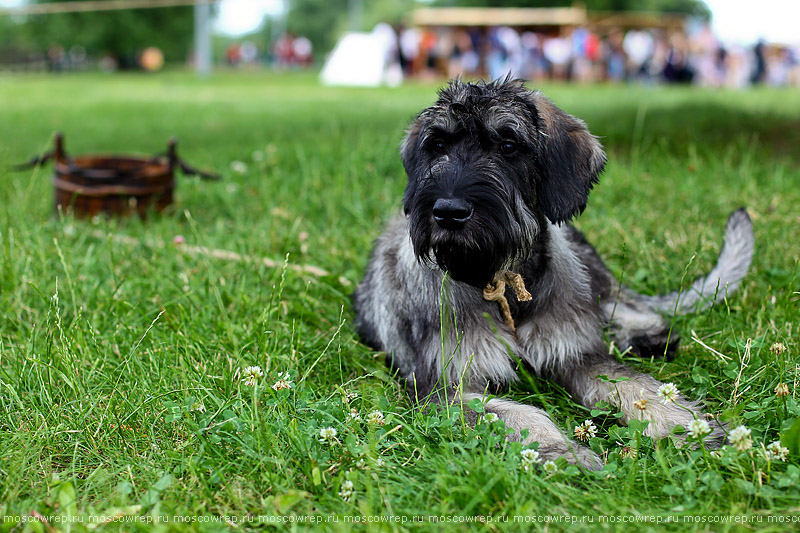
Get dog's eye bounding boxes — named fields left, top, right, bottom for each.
left=429, top=139, right=447, bottom=154
left=499, top=141, right=517, bottom=155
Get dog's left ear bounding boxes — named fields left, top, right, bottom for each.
left=526, top=92, right=607, bottom=224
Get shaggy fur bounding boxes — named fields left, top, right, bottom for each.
left=353, top=79, right=755, bottom=469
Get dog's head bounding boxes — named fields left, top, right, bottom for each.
left=401, top=78, right=606, bottom=287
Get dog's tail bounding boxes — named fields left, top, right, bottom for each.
left=641, top=208, right=754, bottom=314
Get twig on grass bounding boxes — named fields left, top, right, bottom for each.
left=90, top=230, right=351, bottom=286
left=690, top=329, right=732, bottom=363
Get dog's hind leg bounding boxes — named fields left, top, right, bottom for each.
left=589, top=209, right=754, bottom=359
left=551, top=352, right=726, bottom=446
left=564, top=224, right=679, bottom=358
left=600, top=293, right=679, bottom=359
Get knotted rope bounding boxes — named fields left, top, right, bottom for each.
left=482, top=271, right=532, bottom=336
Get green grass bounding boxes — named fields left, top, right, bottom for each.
left=1, top=70, right=799, bottom=531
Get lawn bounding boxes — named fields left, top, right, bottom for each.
left=1, top=70, right=799, bottom=531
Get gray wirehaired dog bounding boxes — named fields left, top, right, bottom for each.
left=353, top=79, right=754, bottom=469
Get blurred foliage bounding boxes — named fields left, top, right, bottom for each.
left=286, top=0, right=348, bottom=57
left=0, top=18, right=16, bottom=48
left=287, top=0, right=416, bottom=58
left=11, top=0, right=196, bottom=65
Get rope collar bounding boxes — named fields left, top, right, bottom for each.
left=482, top=270, right=531, bottom=336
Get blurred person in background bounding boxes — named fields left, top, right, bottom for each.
left=399, top=26, right=421, bottom=77
left=570, top=27, right=594, bottom=83
left=542, top=31, right=570, bottom=80
left=274, top=31, right=294, bottom=68
left=662, top=32, right=693, bottom=83
left=448, top=29, right=480, bottom=78
left=292, top=35, right=312, bottom=67
left=520, top=31, right=545, bottom=81
left=602, top=29, right=626, bottom=82
left=623, top=29, right=654, bottom=82
left=750, top=40, right=767, bottom=84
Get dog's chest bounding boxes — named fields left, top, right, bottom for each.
left=447, top=273, right=602, bottom=376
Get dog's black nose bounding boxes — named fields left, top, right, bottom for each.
left=433, top=198, right=473, bottom=229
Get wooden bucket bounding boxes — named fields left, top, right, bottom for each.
left=53, top=134, right=177, bottom=217
left=17, top=133, right=218, bottom=218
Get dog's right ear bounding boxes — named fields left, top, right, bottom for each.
left=401, top=118, right=423, bottom=177
left=400, top=118, right=424, bottom=214
left=526, top=93, right=607, bottom=224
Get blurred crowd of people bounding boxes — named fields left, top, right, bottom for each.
left=8, top=18, right=799, bottom=88
left=223, top=32, right=313, bottom=69
left=391, top=23, right=800, bottom=87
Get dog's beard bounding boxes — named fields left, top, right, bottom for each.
left=407, top=192, right=539, bottom=288
left=430, top=231, right=510, bottom=287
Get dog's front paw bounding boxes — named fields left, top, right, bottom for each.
left=641, top=402, right=727, bottom=450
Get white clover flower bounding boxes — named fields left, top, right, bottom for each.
left=766, top=441, right=790, bottom=462
left=543, top=460, right=558, bottom=474
left=728, top=425, right=752, bottom=451
left=657, top=382, right=679, bottom=404
left=272, top=371, right=293, bottom=391
left=355, top=458, right=366, bottom=469
left=338, top=480, right=354, bottom=501
left=345, top=391, right=359, bottom=402
left=230, top=160, right=248, bottom=174
left=318, top=426, right=338, bottom=444
left=190, top=400, right=206, bottom=413
left=520, top=449, right=540, bottom=471
left=366, top=410, right=385, bottom=425
left=374, top=457, right=386, bottom=468
left=484, top=413, right=499, bottom=423
left=687, top=418, right=712, bottom=440
left=574, top=420, right=597, bottom=442
left=346, top=408, right=361, bottom=422
left=520, top=449, right=540, bottom=461
left=241, top=366, right=264, bottom=387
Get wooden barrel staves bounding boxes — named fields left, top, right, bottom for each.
left=17, top=133, right=218, bottom=218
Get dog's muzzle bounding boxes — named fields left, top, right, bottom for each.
left=433, top=197, right=473, bottom=230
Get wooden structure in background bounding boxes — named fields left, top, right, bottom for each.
left=409, top=6, right=687, bottom=34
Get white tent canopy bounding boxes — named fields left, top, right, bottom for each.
left=320, top=25, right=402, bottom=87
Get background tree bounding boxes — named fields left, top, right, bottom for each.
left=286, top=0, right=416, bottom=59
left=18, top=0, right=196, bottom=66
left=285, top=0, right=348, bottom=56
